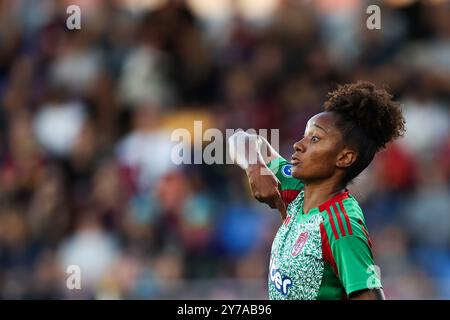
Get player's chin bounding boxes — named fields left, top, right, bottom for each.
left=291, top=165, right=302, bottom=179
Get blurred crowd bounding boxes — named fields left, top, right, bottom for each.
left=0, top=0, right=449, bottom=299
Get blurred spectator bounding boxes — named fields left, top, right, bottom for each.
left=116, top=104, right=176, bottom=193
left=400, top=77, right=450, bottom=159
left=57, top=208, right=119, bottom=295
left=33, top=97, right=87, bottom=157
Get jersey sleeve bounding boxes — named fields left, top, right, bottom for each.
left=325, top=204, right=382, bottom=296
left=266, top=156, right=304, bottom=205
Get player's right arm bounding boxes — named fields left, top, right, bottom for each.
left=228, top=130, right=287, bottom=220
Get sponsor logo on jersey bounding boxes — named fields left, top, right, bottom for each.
left=269, top=256, right=292, bottom=296
left=281, top=164, right=292, bottom=178
left=291, top=232, right=308, bottom=257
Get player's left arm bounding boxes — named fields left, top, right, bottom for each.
left=327, top=212, right=384, bottom=299
left=349, top=288, right=385, bottom=300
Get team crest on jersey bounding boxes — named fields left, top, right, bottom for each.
left=281, top=164, right=292, bottom=177
left=291, top=232, right=309, bottom=257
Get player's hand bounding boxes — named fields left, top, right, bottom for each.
left=246, top=163, right=287, bottom=220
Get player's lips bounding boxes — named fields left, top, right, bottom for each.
left=291, top=156, right=301, bottom=166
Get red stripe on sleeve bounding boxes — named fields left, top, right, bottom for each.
left=339, top=200, right=353, bottom=235
left=320, top=223, right=338, bottom=275
left=358, top=219, right=373, bottom=248
left=325, top=207, right=339, bottom=239
left=332, top=202, right=346, bottom=237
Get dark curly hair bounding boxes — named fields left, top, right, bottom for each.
left=323, top=81, right=406, bottom=185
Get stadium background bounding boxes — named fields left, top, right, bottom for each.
left=0, top=0, right=449, bottom=299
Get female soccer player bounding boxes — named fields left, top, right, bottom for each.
left=229, top=81, right=405, bottom=300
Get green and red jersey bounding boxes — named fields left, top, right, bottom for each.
left=267, top=157, right=382, bottom=300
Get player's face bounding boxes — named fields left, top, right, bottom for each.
left=290, top=112, right=344, bottom=181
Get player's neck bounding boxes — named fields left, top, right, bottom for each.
left=302, top=180, right=345, bottom=214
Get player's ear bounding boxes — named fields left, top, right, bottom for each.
left=336, top=148, right=357, bottom=168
